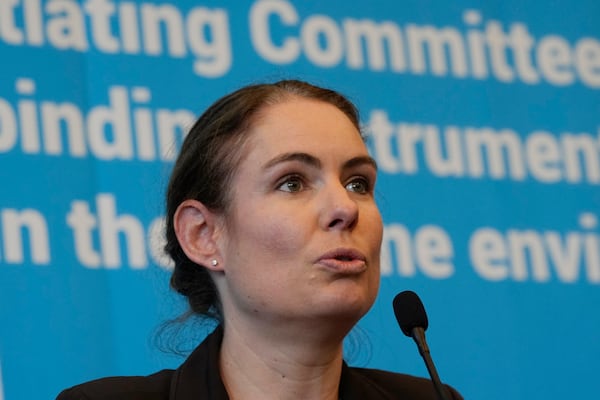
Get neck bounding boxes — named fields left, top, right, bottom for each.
left=219, top=318, right=350, bottom=400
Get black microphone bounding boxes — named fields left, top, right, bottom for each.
left=393, top=291, right=451, bottom=400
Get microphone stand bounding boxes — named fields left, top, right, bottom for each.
left=411, top=327, right=451, bottom=400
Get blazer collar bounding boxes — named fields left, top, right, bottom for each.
left=168, top=325, right=391, bottom=400
left=169, top=325, right=229, bottom=400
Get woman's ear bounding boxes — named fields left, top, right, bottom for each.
left=173, top=199, right=224, bottom=271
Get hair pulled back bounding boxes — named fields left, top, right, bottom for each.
left=165, top=80, right=360, bottom=322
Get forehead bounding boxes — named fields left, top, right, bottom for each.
left=245, top=98, right=365, bottom=155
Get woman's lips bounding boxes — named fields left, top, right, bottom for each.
left=317, top=248, right=367, bottom=274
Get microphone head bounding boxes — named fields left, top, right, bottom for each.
left=393, top=290, right=429, bottom=337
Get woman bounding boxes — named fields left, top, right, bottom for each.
left=57, top=80, right=462, bottom=399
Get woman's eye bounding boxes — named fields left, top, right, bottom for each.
left=277, top=176, right=304, bottom=192
left=346, top=178, right=370, bottom=194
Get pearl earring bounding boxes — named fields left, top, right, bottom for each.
left=210, top=259, right=218, bottom=267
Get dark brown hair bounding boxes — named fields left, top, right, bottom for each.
left=164, top=80, right=360, bottom=322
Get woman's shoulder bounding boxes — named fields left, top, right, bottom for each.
left=55, top=369, right=174, bottom=400
left=346, top=366, right=463, bottom=400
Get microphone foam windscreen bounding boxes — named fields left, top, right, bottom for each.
left=393, top=290, right=429, bottom=336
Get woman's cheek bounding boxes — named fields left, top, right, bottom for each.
left=257, top=217, right=307, bottom=256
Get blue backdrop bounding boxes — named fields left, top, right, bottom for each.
left=1, top=1, right=599, bottom=399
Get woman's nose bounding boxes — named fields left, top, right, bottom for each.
left=319, top=183, right=359, bottom=231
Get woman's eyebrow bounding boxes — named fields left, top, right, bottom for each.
left=262, top=153, right=377, bottom=172
left=263, top=152, right=321, bottom=170
left=343, top=156, right=378, bottom=172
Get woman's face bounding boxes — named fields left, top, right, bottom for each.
left=215, top=98, right=383, bottom=326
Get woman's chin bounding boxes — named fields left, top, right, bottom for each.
left=309, top=290, right=375, bottom=323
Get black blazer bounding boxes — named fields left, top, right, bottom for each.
left=57, top=327, right=462, bottom=400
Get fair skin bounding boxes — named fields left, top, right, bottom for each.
left=175, top=97, right=383, bottom=400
